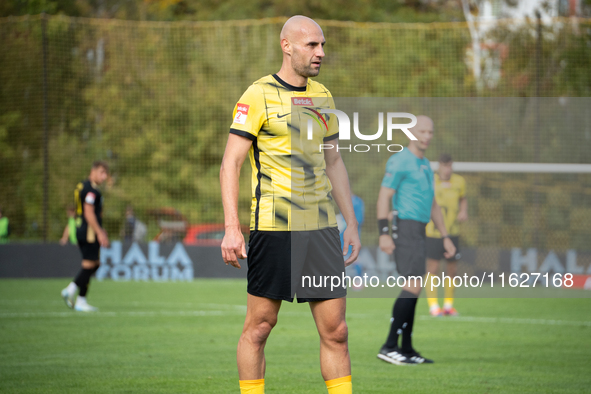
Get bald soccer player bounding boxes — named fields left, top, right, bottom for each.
left=376, top=116, right=456, bottom=365
left=220, top=16, right=360, bottom=394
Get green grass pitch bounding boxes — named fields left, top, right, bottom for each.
left=0, top=279, right=590, bottom=393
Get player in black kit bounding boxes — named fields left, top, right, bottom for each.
left=61, top=161, right=110, bottom=312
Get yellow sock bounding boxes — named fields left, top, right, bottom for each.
left=325, top=375, right=352, bottom=394
left=444, top=280, right=455, bottom=309
left=425, top=274, right=439, bottom=308
left=239, top=379, right=264, bottom=394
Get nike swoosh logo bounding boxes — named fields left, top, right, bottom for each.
left=277, top=113, right=290, bottom=119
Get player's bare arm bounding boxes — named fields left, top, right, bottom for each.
left=430, top=199, right=456, bottom=259
left=324, top=142, right=361, bottom=266
left=377, top=186, right=395, bottom=255
left=457, top=196, right=468, bottom=222
left=220, top=133, right=252, bottom=269
left=59, top=224, right=70, bottom=245
left=83, top=203, right=109, bottom=248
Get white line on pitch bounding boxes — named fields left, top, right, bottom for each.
left=0, top=310, right=589, bottom=327
left=0, top=310, right=238, bottom=318
left=417, top=315, right=591, bottom=327
left=0, top=300, right=247, bottom=310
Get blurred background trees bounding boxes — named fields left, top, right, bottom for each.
left=1, top=1, right=590, bottom=242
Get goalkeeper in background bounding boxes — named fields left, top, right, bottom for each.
left=425, top=153, right=467, bottom=316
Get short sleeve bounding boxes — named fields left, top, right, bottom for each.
left=381, top=154, right=406, bottom=191
left=229, top=84, right=265, bottom=142
left=324, top=93, right=339, bottom=141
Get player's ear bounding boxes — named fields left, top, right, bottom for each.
left=281, top=38, right=291, bottom=55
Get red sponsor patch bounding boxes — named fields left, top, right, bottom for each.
left=236, top=103, right=250, bottom=114
left=291, top=97, right=314, bottom=106
left=234, top=103, right=250, bottom=125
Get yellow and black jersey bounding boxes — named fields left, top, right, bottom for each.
left=229, top=74, right=339, bottom=231
left=74, top=179, right=103, bottom=243
left=426, top=173, right=466, bottom=238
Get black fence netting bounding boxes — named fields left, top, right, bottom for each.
left=0, top=15, right=590, bottom=247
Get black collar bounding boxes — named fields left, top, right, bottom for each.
left=272, top=74, right=307, bottom=92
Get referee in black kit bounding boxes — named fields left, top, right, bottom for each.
left=376, top=116, right=456, bottom=365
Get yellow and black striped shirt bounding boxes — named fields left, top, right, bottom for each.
left=229, top=74, right=339, bottom=231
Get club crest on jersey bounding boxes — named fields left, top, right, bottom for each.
left=292, top=97, right=314, bottom=106
left=234, top=103, right=250, bottom=125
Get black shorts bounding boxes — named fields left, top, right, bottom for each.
left=426, top=236, right=461, bottom=261
left=247, top=227, right=347, bottom=303
left=393, top=219, right=427, bottom=278
left=77, top=240, right=100, bottom=261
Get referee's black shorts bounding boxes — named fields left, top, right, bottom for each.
left=247, top=227, right=347, bottom=303
left=394, top=219, right=427, bottom=278
left=426, top=236, right=461, bottom=261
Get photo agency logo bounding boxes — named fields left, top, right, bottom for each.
left=299, top=103, right=418, bottom=153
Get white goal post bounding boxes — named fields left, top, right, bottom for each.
left=431, top=162, right=591, bottom=173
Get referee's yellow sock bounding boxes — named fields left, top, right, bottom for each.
left=325, top=375, right=352, bottom=394
left=425, top=274, right=439, bottom=309
left=239, top=379, right=264, bottom=394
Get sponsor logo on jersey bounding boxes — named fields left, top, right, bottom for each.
left=303, top=107, right=329, bottom=132
left=234, top=103, right=250, bottom=125
left=292, top=97, right=314, bottom=106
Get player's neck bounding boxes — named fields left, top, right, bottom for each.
left=276, top=67, right=308, bottom=88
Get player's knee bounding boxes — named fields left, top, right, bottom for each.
left=326, top=320, right=348, bottom=345
left=248, top=319, right=276, bottom=344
